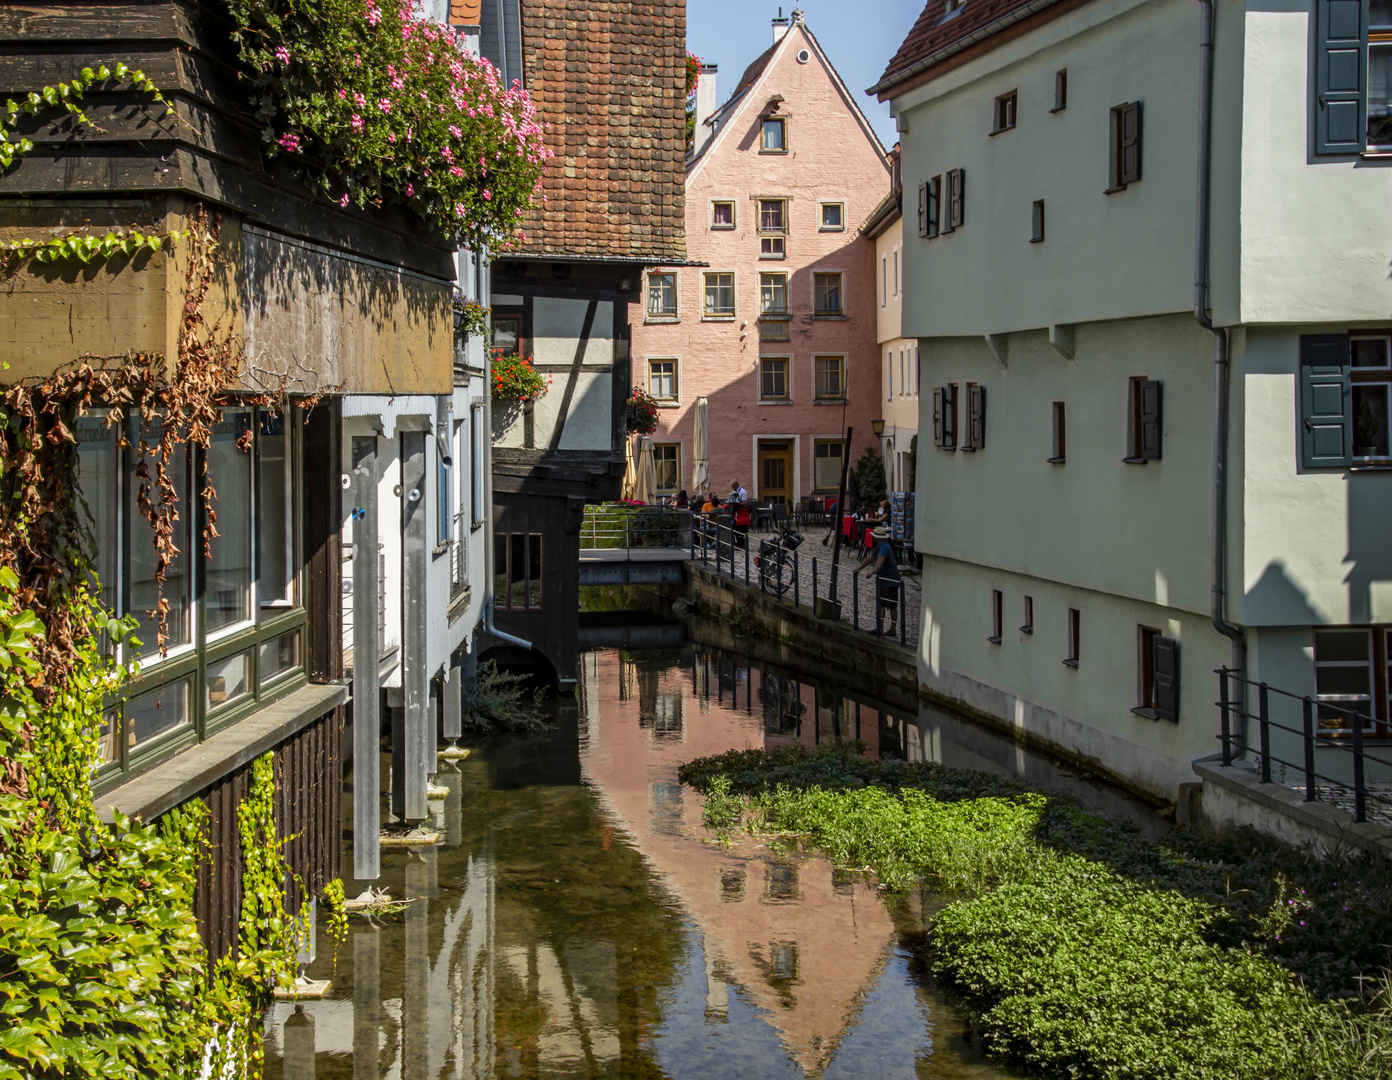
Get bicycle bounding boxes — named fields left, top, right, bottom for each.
left=754, top=523, right=803, bottom=599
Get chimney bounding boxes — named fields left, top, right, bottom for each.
left=693, top=64, right=718, bottom=157
left=772, top=7, right=790, bottom=43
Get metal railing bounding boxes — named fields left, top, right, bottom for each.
left=581, top=505, right=692, bottom=549
left=450, top=510, right=469, bottom=599
left=1216, top=667, right=1392, bottom=824
left=690, top=516, right=910, bottom=647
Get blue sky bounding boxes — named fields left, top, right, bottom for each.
left=685, top=0, right=925, bottom=149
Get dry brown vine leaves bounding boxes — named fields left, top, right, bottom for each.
left=0, top=204, right=245, bottom=696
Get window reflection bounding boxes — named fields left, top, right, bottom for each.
left=74, top=415, right=120, bottom=625
left=126, top=679, right=190, bottom=748
left=206, top=650, right=252, bottom=713
left=207, top=410, right=254, bottom=634
left=257, top=411, right=293, bottom=607
left=126, top=418, right=192, bottom=657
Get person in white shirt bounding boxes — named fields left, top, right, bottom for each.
left=730, top=480, right=748, bottom=505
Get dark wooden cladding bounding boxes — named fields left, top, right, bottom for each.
left=192, top=706, right=343, bottom=968
left=303, top=401, right=343, bottom=684
left=0, top=0, right=456, bottom=280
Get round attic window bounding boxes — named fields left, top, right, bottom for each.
left=796, top=49, right=810, bottom=63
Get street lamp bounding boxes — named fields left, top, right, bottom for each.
left=871, top=417, right=885, bottom=437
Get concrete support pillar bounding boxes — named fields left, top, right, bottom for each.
left=402, top=851, right=435, bottom=1080
left=443, top=652, right=462, bottom=742
left=282, top=1005, right=316, bottom=1080
left=351, top=435, right=381, bottom=881
left=400, top=431, right=429, bottom=822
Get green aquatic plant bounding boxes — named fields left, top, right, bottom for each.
left=679, top=744, right=1392, bottom=1080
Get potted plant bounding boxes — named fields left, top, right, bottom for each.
left=626, top=385, right=659, bottom=435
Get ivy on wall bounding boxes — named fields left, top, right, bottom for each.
left=224, top=0, right=551, bottom=248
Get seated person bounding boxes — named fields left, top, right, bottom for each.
left=674, top=489, right=689, bottom=509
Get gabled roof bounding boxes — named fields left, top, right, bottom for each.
left=511, top=0, right=687, bottom=263
left=689, top=16, right=888, bottom=176
left=872, top=0, right=1076, bottom=100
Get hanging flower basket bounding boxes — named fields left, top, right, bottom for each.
left=491, top=351, right=550, bottom=403
left=626, top=385, right=659, bottom=434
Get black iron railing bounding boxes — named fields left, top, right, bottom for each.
left=1216, top=667, right=1392, bottom=824
left=691, top=517, right=910, bottom=647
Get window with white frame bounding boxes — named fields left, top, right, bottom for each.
left=647, top=272, right=677, bottom=319
left=1313, top=628, right=1392, bottom=737
left=648, top=358, right=678, bottom=403
left=814, top=355, right=845, bottom=401
left=813, top=272, right=843, bottom=315
left=470, top=403, right=486, bottom=527
left=653, top=442, right=681, bottom=492
left=703, top=272, right=735, bottom=316
left=758, top=198, right=787, bottom=258
left=813, top=438, right=845, bottom=490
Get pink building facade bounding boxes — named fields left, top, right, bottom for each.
left=630, top=13, right=890, bottom=506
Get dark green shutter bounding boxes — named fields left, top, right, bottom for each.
left=931, top=387, right=944, bottom=446
left=917, top=182, right=929, bottom=238
left=966, top=384, right=986, bottom=450
left=948, top=168, right=964, bottom=229
left=1153, top=635, right=1180, bottom=722
left=1120, top=102, right=1142, bottom=184
left=928, top=176, right=940, bottom=237
left=1315, top=0, right=1368, bottom=154
left=1300, top=334, right=1352, bottom=467
left=1139, top=379, right=1162, bottom=460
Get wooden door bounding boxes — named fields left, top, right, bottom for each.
left=757, top=440, right=793, bottom=505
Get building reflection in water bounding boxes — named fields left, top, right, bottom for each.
left=262, top=644, right=1021, bottom=1080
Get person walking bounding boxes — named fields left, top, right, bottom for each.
left=729, top=479, right=748, bottom=505
left=854, top=526, right=901, bottom=636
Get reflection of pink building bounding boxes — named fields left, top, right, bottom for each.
left=579, top=649, right=903, bottom=1074
left=630, top=12, right=889, bottom=505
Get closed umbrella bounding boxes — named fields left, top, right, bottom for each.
left=622, top=432, right=637, bottom=500
left=635, top=436, right=657, bottom=505
left=692, top=396, right=710, bottom=496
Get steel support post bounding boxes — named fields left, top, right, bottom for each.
left=400, top=431, right=430, bottom=822
left=1302, top=697, right=1317, bottom=799
left=350, top=436, right=381, bottom=881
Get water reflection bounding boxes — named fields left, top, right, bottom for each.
left=263, top=643, right=1035, bottom=1079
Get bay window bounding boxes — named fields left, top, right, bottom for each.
left=76, top=404, right=306, bottom=785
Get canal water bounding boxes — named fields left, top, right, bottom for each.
left=264, top=631, right=1161, bottom=1079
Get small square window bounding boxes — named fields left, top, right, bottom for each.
left=761, top=357, right=790, bottom=401
left=994, top=91, right=1017, bottom=133
left=814, top=355, right=845, bottom=401
left=813, top=272, right=843, bottom=315
left=760, top=236, right=786, bottom=258
left=819, top=202, right=845, bottom=230
left=648, top=358, right=678, bottom=402
left=703, top=272, right=734, bottom=316
left=647, top=272, right=677, bottom=318
left=711, top=200, right=736, bottom=229
left=760, top=320, right=790, bottom=342
left=1352, top=335, right=1391, bottom=369
left=761, top=117, right=787, bottom=152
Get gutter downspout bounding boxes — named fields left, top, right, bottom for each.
left=1194, top=0, right=1246, bottom=749
left=480, top=309, right=532, bottom=651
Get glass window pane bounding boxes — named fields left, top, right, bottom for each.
left=1315, top=665, right=1372, bottom=697
left=126, top=421, right=192, bottom=657
left=1352, top=337, right=1390, bottom=368
left=75, top=414, right=120, bottom=621
left=257, top=411, right=293, bottom=607
left=206, top=650, right=251, bottom=712
left=1315, top=629, right=1371, bottom=662
left=1370, top=43, right=1392, bottom=146
left=1352, top=385, right=1389, bottom=458
left=712, top=202, right=733, bottom=226
left=207, top=409, right=254, bottom=635
left=97, top=709, right=119, bottom=766
left=821, top=203, right=843, bottom=228
left=126, top=678, right=191, bottom=748
left=259, top=630, right=300, bottom=686
left=527, top=533, right=542, bottom=609
left=492, top=316, right=520, bottom=356
left=493, top=533, right=509, bottom=608
left=761, top=119, right=784, bottom=151
left=760, top=320, right=789, bottom=342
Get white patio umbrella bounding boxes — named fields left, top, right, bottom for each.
left=635, top=436, right=657, bottom=505
left=622, top=431, right=637, bottom=500
left=692, top=396, right=710, bottom=496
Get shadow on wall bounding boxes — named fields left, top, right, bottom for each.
left=1345, top=471, right=1392, bottom=622
left=1244, top=561, right=1326, bottom=626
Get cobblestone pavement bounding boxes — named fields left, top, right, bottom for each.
left=1283, top=781, right=1392, bottom=828
left=692, top=523, right=922, bottom=649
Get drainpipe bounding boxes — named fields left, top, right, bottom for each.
left=1194, top=0, right=1246, bottom=749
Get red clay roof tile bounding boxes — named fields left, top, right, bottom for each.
left=878, top=0, right=1042, bottom=94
